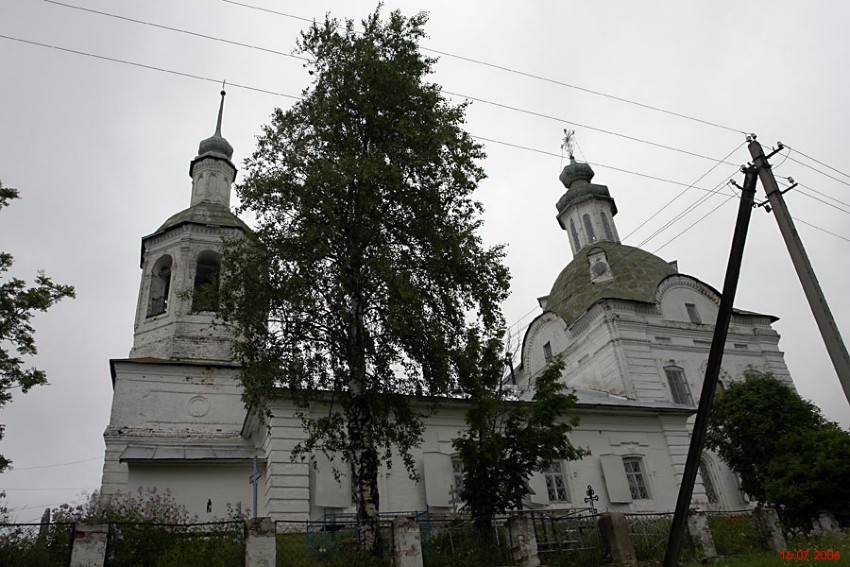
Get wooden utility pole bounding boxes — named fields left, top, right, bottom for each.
left=748, top=139, right=850, bottom=406
left=663, top=165, right=759, bottom=567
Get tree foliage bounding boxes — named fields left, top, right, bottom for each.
left=453, top=339, right=588, bottom=535
left=0, top=182, right=75, bottom=472
left=706, top=374, right=850, bottom=524
left=217, top=8, right=509, bottom=552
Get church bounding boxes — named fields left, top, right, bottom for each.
left=100, top=94, right=795, bottom=521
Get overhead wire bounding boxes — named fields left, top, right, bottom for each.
left=6, top=456, right=102, bottom=471
left=221, top=0, right=747, bottom=136
left=783, top=145, right=850, bottom=182
left=36, top=0, right=741, bottom=169
left=0, top=34, right=301, bottom=100
left=620, top=142, right=745, bottom=244
left=40, top=0, right=310, bottom=62
left=786, top=155, right=850, bottom=189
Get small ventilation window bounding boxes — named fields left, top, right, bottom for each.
left=543, top=341, right=553, bottom=362
left=685, top=303, right=702, bottom=324
left=192, top=251, right=221, bottom=312
left=146, top=255, right=173, bottom=318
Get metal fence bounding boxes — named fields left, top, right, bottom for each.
left=625, top=511, right=695, bottom=562
left=530, top=508, right=605, bottom=566
left=0, top=521, right=74, bottom=567
left=104, top=520, right=245, bottom=567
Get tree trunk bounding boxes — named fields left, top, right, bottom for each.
left=347, top=290, right=382, bottom=555
left=349, top=391, right=382, bottom=555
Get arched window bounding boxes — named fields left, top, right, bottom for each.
left=569, top=218, right=581, bottom=253
left=664, top=365, right=693, bottom=405
left=583, top=213, right=597, bottom=243
left=192, top=251, right=221, bottom=312
left=146, top=255, right=173, bottom=317
left=699, top=458, right=719, bottom=504
left=600, top=212, right=614, bottom=241
left=743, top=367, right=764, bottom=380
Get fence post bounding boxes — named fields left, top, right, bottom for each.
left=598, top=512, right=636, bottom=565
left=753, top=504, right=787, bottom=551
left=245, top=517, right=276, bottom=567
left=392, top=517, right=424, bottom=567
left=69, top=523, right=108, bottom=567
left=507, top=513, right=541, bottom=567
left=814, top=511, right=839, bottom=534
left=686, top=510, right=717, bottom=560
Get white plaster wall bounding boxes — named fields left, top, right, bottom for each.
left=126, top=463, right=261, bottom=520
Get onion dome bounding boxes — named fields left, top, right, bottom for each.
left=190, top=90, right=236, bottom=176
left=556, top=157, right=618, bottom=218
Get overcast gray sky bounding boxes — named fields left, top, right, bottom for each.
left=1, top=0, right=849, bottom=521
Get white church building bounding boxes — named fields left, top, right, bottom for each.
left=100, top=96, right=794, bottom=522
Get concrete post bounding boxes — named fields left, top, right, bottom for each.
left=507, top=514, right=540, bottom=567
left=686, top=510, right=717, bottom=560
left=753, top=504, right=786, bottom=551
left=392, top=517, right=424, bottom=567
left=814, top=511, right=839, bottom=534
left=245, top=517, right=276, bottom=567
left=598, top=512, right=636, bottom=565
left=69, top=523, right=108, bottom=567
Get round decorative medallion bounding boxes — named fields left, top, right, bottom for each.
left=187, top=395, right=210, bottom=417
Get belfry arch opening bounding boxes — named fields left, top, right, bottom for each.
left=192, top=250, right=221, bottom=312
left=146, top=255, right=173, bottom=318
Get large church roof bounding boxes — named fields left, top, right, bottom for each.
left=547, top=241, right=678, bottom=326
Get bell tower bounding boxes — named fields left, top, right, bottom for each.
left=555, top=156, right=620, bottom=257
left=129, top=90, right=248, bottom=362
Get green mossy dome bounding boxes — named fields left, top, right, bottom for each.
left=547, top=241, right=677, bottom=326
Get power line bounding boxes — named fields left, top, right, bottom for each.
left=793, top=216, right=850, bottom=243
left=794, top=186, right=850, bottom=216
left=7, top=456, right=102, bottom=471
left=446, top=92, right=740, bottom=166
left=786, top=155, right=850, bottom=189
left=620, top=143, right=745, bottom=244
left=784, top=145, right=850, bottom=181
left=0, top=34, right=302, bottom=100
left=221, top=0, right=747, bottom=136
left=653, top=193, right=738, bottom=254
left=472, top=136, right=737, bottom=195
left=796, top=182, right=850, bottom=209
left=37, top=1, right=740, bottom=169
left=41, top=0, right=310, bottom=62
left=0, top=33, right=749, bottom=205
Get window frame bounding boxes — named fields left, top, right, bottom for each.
left=622, top=457, right=649, bottom=500
left=684, top=302, right=702, bottom=324
left=664, top=365, right=694, bottom=405
left=543, top=460, right=570, bottom=502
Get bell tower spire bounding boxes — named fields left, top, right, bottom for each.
left=129, top=91, right=247, bottom=362
left=189, top=88, right=236, bottom=208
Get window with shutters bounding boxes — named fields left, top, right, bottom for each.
left=623, top=457, right=649, bottom=499
left=664, top=365, right=693, bottom=405
left=543, top=461, right=569, bottom=502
